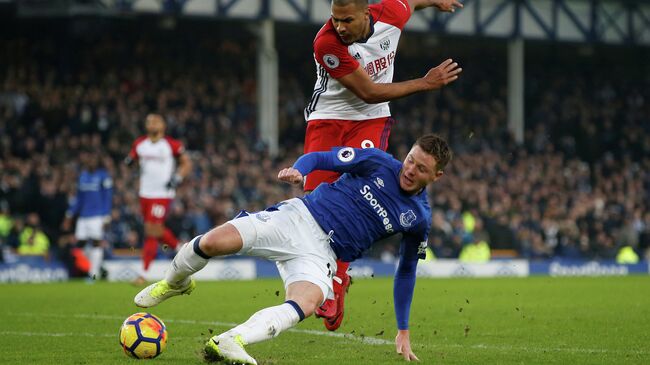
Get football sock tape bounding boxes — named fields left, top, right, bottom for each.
left=192, top=235, right=210, bottom=259
left=285, top=300, right=305, bottom=322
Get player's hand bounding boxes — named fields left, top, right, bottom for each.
left=166, top=174, right=183, bottom=189
left=432, top=0, right=463, bottom=13
left=395, top=330, right=419, bottom=362
left=277, top=168, right=304, bottom=185
left=422, top=59, right=462, bottom=90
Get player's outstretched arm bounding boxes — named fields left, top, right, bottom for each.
left=394, top=234, right=422, bottom=361
left=396, top=329, right=419, bottom=361
left=277, top=167, right=304, bottom=185
left=337, top=59, right=461, bottom=104
left=409, top=0, right=463, bottom=12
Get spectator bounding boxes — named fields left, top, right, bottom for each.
left=0, top=24, right=646, bottom=263
left=17, top=213, right=50, bottom=257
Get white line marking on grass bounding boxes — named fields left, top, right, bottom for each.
left=8, top=312, right=393, bottom=346
left=407, top=342, right=650, bottom=356
left=11, top=312, right=648, bottom=355
left=289, top=328, right=392, bottom=345
left=0, top=330, right=200, bottom=340
left=0, top=331, right=116, bottom=338
left=464, top=343, right=650, bottom=356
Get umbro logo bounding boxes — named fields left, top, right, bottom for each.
left=373, top=177, right=384, bottom=189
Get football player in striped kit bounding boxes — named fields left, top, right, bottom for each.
left=304, top=0, right=463, bottom=331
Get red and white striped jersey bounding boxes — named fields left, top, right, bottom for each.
left=305, top=0, right=411, bottom=121
left=129, top=136, right=184, bottom=199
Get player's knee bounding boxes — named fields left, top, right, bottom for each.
left=289, top=296, right=321, bottom=318
left=144, top=223, right=163, bottom=237
left=198, top=224, right=243, bottom=257
left=198, top=230, right=218, bottom=256
left=286, top=283, right=324, bottom=317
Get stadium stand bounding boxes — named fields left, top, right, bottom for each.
left=0, top=20, right=648, bottom=271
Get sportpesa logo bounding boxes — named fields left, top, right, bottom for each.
left=359, top=185, right=393, bottom=233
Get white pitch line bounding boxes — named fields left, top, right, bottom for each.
left=7, top=312, right=649, bottom=356
left=438, top=342, right=650, bottom=356
left=7, top=312, right=393, bottom=346
left=0, top=330, right=199, bottom=340
left=0, top=331, right=116, bottom=338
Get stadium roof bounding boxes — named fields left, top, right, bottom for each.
left=8, top=0, right=650, bottom=46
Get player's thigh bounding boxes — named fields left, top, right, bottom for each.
left=277, top=199, right=337, bottom=304
left=304, top=119, right=345, bottom=153
left=228, top=205, right=297, bottom=260
left=345, top=117, right=395, bottom=151
left=86, top=217, right=104, bottom=240
left=74, top=219, right=88, bottom=240
left=278, top=257, right=334, bottom=306
left=75, top=217, right=102, bottom=241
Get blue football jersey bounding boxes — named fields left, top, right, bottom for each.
left=67, top=168, right=113, bottom=218
left=296, top=147, right=431, bottom=262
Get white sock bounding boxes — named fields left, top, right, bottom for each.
left=88, top=246, right=104, bottom=279
left=165, top=235, right=209, bottom=287
left=223, top=301, right=304, bottom=345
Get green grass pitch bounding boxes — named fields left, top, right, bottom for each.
left=1, top=276, right=649, bottom=364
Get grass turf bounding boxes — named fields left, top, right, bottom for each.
left=0, top=276, right=649, bottom=364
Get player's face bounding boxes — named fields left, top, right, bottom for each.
left=399, top=146, right=444, bottom=194
left=145, top=114, right=165, bottom=136
left=331, top=2, right=370, bottom=44
left=85, top=153, right=99, bottom=170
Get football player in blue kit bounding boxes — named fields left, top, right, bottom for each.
left=134, top=134, right=452, bottom=363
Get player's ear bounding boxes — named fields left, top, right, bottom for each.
left=431, top=170, right=444, bottom=182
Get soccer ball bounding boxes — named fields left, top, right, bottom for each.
left=119, top=312, right=168, bottom=359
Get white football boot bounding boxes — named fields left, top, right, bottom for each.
left=134, top=279, right=196, bottom=308
left=203, top=334, right=257, bottom=365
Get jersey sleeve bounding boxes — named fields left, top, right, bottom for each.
left=66, top=191, right=80, bottom=217
left=376, top=0, right=411, bottom=30
left=313, top=33, right=359, bottom=79
left=129, top=137, right=145, bottom=160
left=165, top=137, right=185, bottom=157
left=101, top=171, right=113, bottom=216
left=293, top=147, right=387, bottom=177
left=393, top=231, right=427, bottom=330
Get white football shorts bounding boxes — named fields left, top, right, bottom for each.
left=227, top=198, right=337, bottom=302
left=75, top=216, right=105, bottom=241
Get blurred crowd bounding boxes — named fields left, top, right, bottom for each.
left=0, top=20, right=648, bottom=265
